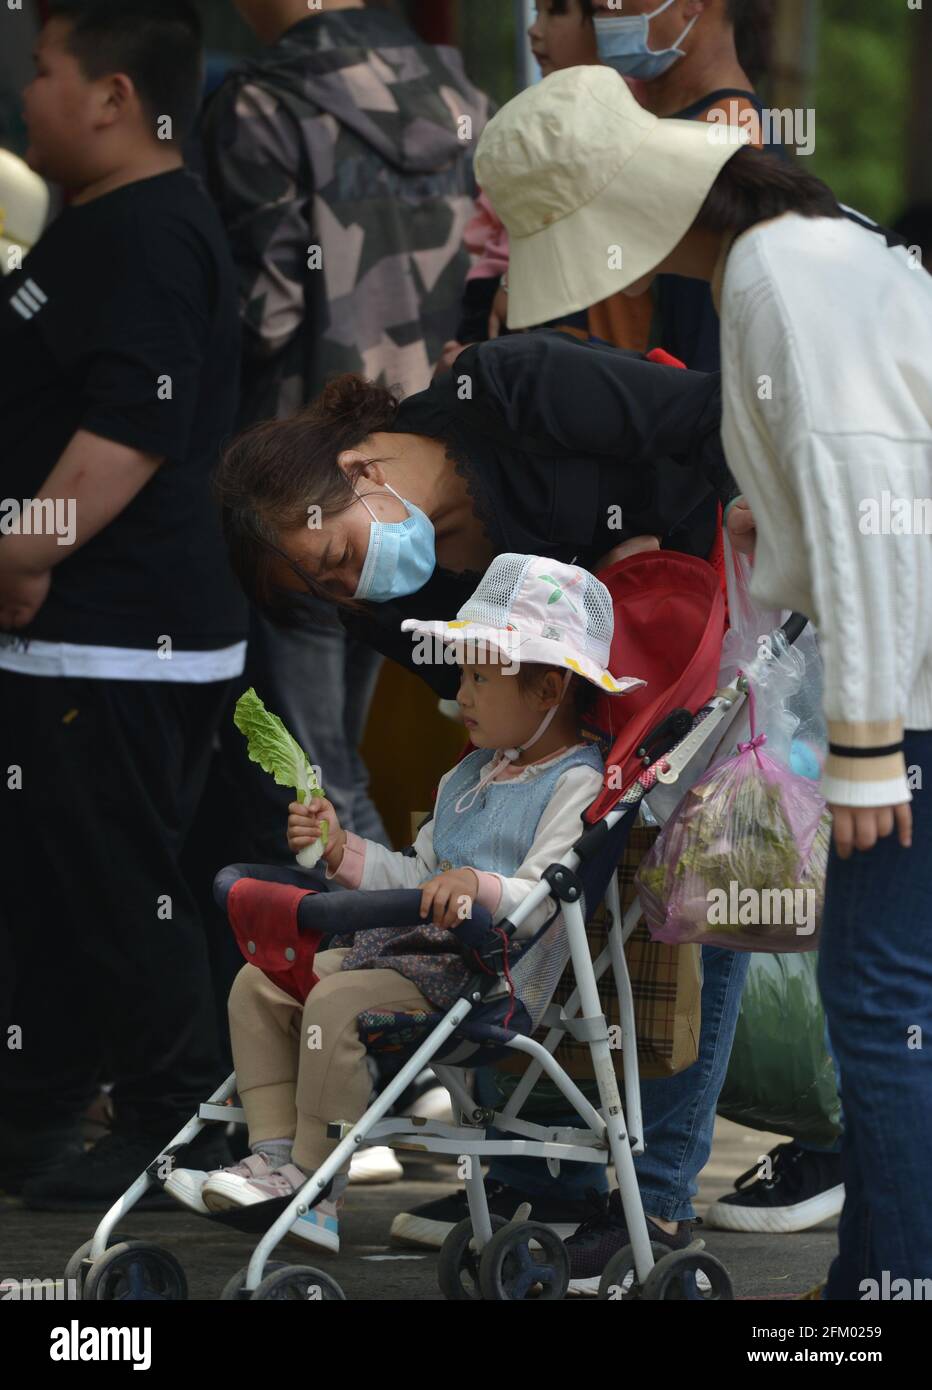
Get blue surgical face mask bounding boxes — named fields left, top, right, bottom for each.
left=594, top=0, right=699, bottom=81
left=352, top=482, right=436, bottom=603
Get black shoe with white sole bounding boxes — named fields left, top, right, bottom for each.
left=703, top=1141, right=844, bottom=1233
left=564, top=1188, right=699, bottom=1296
left=21, top=1124, right=233, bottom=1212
left=389, top=1179, right=589, bottom=1249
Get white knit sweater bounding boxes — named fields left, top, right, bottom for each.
left=718, top=212, right=932, bottom=806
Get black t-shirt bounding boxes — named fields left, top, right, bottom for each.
left=342, top=331, right=735, bottom=697
left=0, top=168, right=247, bottom=651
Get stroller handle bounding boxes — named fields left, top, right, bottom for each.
left=294, top=885, right=495, bottom=947
left=781, top=612, right=809, bottom=646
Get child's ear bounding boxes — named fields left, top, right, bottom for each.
left=541, top=669, right=565, bottom=707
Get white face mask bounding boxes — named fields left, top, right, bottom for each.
left=595, top=0, right=699, bottom=81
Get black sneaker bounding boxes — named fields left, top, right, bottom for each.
left=20, top=1124, right=233, bottom=1212
left=704, top=1141, right=844, bottom=1233
left=0, top=1120, right=86, bottom=1197
left=389, top=1179, right=590, bottom=1250
left=565, top=1188, right=698, bottom=1296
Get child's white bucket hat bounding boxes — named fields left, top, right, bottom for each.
left=401, top=553, right=645, bottom=696
left=474, top=64, right=747, bottom=330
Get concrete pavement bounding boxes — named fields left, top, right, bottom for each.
left=0, top=1119, right=835, bottom=1300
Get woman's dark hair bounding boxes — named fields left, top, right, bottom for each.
left=516, top=663, right=601, bottom=726
left=546, top=0, right=596, bottom=19
left=49, top=0, right=203, bottom=141
left=728, top=0, right=774, bottom=86
left=693, top=145, right=843, bottom=240
left=214, top=374, right=400, bottom=615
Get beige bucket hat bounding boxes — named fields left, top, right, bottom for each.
left=0, top=149, right=49, bottom=275
left=474, top=64, right=747, bottom=330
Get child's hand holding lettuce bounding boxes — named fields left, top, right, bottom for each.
left=234, top=688, right=344, bottom=870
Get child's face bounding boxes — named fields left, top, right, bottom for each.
left=22, top=21, right=105, bottom=186
left=529, top=2, right=599, bottom=77
left=457, top=662, right=557, bottom=750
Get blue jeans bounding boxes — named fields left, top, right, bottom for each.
left=487, top=943, right=752, bottom=1222
left=817, top=729, right=932, bottom=1298
left=798, top=1017, right=844, bottom=1155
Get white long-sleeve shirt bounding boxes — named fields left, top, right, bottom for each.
left=718, top=211, right=932, bottom=806
left=326, top=744, right=604, bottom=938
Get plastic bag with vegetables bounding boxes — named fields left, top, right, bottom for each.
left=635, top=702, right=831, bottom=952
left=234, top=688, right=328, bottom=869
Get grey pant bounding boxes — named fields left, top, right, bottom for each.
left=226, top=596, right=390, bottom=862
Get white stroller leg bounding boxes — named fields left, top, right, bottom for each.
left=561, top=895, right=656, bottom=1287
left=244, top=996, right=476, bottom=1291
left=605, top=880, right=645, bottom=1153
left=89, top=1071, right=240, bottom=1260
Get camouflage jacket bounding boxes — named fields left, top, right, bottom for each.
left=200, top=9, right=490, bottom=425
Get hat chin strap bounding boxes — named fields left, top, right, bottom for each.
left=454, top=671, right=573, bottom=814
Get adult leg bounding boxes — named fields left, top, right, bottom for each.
left=818, top=729, right=932, bottom=1295
left=225, top=599, right=389, bottom=865
left=0, top=672, right=104, bottom=1134
left=483, top=944, right=751, bottom=1222
left=342, top=634, right=388, bottom=844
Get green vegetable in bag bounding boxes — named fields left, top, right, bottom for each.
left=717, top=951, right=842, bottom=1147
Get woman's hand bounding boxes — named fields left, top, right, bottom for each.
left=435, top=341, right=466, bottom=376
left=725, top=497, right=757, bottom=556
left=0, top=565, right=51, bottom=630
left=828, top=802, right=912, bottom=859
left=288, top=796, right=346, bottom=868
left=488, top=285, right=509, bottom=339
left=419, top=868, right=480, bottom=930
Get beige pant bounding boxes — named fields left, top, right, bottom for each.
left=228, top=949, right=432, bottom=1172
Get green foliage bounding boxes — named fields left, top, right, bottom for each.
left=812, top=0, right=913, bottom=222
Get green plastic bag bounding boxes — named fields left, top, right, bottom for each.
left=717, top=951, right=842, bottom=1147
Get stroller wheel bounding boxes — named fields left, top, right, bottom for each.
left=219, top=1261, right=290, bottom=1300
left=437, top=1215, right=509, bottom=1301
left=477, top=1221, right=570, bottom=1301
left=81, top=1242, right=187, bottom=1301
left=64, top=1232, right=137, bottom=1297
left=597, top=1241, right=671, bottom=1300
left=249, top=1266, right=346, bottom=1301
left=641, top=1247, right=734, bottom=1302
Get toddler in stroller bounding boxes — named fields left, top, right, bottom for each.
left=166, top=554, right=642, bottom=1253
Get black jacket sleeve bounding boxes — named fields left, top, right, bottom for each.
left=455, top=332, right=739, bottom=508
left=339, top=568, right=478, bottom=700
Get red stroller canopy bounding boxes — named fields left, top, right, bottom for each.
left=585, top=550, right=726, bottom=823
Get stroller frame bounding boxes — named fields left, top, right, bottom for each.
left=73, top=580, right=802, bottom=1300
left=77, top=804, right=667, bottom=1301
left=75, top=680, right=748, bottom=1301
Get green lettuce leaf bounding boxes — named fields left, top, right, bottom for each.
left=233, top=687, right=324, bottom=806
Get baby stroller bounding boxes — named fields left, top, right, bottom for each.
left=66, top=550, right=806, bottom=1302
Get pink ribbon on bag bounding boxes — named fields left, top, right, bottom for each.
left=736, top=671, right=767, bottom=766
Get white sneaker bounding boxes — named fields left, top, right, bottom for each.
left=287, top=1194, right=343, bottom=1254
left=349, top=1146, right=404, bottom=1184
left=403, top=1086, right=452, bottom=1123
left=164, top=1166, right=211, bottom=1215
